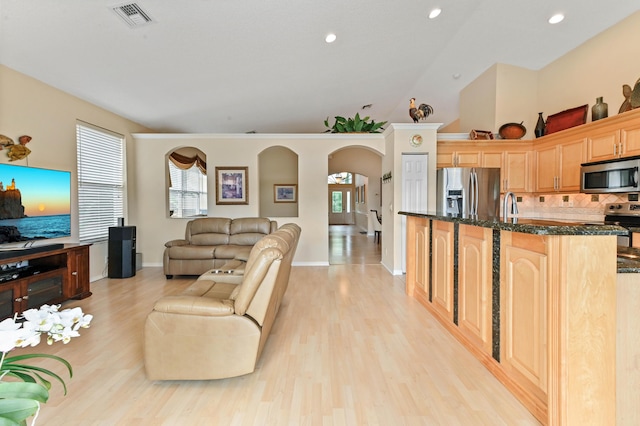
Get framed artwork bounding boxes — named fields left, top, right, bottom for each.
left=355, top=186, right=360, bottom=203
left=274, top=184, right=297, bottom=203
left=215, top=167, right=248, bottom=205
left=362, top=184, right=366, bottom=204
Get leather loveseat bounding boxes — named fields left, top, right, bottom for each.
left=144, top=223, right=301, bottom=380
left=163, top=217, right=277, bottom=278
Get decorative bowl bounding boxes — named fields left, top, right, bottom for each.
left=498, top=122, right=527, bottom=139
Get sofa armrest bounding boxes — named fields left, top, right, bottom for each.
left=153, top=295, right=235, bottom=316
left=165, top=239, right=189, bottom=248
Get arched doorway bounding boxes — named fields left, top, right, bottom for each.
left=328, top=147, right=382, bottom=265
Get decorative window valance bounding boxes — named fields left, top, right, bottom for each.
left=169, top=151, right=207, bottom=175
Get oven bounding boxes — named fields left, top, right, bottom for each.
left=603, top=202, right=640, bottom=246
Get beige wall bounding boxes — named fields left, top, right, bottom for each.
left=538, top=11, right=640, bottom=123
left=458, top=11, right=640, bottom=137
left=131, top=134, right=387, bottom=268
left=0, top=65, right=151, bottom=281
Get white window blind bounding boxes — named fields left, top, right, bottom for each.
left=168, top=161, right=207, bottom=218
left=76, top=123, right=124, bottom=242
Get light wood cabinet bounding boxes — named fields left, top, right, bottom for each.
left=458, top=224, right=493, bottom=355
left=484, top=150, right=531, bottom=193
left=405, top=216, right=430, bottom=300
left=534, top=137, right=586, bottom=192
left=586, top=129, right=620, bottom=162
left=431, top=220, right=454, bottom=321
left=437, top=147, right=482, bottom=168
left=500, top=232, right=548, bottom=405
left=404, top=214, right=618, bottom=425
left=437, top=141, right=532, bottom=193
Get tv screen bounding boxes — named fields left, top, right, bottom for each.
left=0, top=164, right=71, bottom=244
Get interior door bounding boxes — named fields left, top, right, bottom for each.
left=328, top=185, right=353, bottom=225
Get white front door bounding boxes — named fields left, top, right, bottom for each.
left=401, top=154, right=429, bottom=272
left=328, top=185, right=353, bottom=225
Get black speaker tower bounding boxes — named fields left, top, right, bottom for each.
left=108, top=226, right=136, bottom=278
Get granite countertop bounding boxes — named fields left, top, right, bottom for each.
left=398, top=211, right=628, bottom=236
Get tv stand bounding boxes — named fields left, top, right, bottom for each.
left=0, top=244, right=91, bottom=319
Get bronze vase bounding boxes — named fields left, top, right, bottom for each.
left=534, top=112, right=546, bottom=138
left=592, top=97, right=608, bottom=121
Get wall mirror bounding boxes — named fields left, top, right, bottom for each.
left=166, top=147, right=207, bottom=218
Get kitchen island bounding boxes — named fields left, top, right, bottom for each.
left=400, top=212, right=630, bottom=426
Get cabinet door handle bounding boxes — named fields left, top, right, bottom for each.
left=72, top=271, right=78, bottom=276
left=619, top=143, right=624, bottom=157
left=614, top=143, right=617, bottom=156
left=23, top=295, right=28, bottom=300
left=15, top=297, right=22, bottom=302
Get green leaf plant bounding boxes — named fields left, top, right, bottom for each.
left=324, top=113, right=387, bottom=133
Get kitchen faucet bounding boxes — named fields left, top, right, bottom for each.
left=503, top=192, right=518, bottom=220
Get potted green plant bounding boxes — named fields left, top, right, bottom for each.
left=324, top=113, right=387, bottom=133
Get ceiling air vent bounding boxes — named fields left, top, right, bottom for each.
left=111, top=3, right=155, bottom=28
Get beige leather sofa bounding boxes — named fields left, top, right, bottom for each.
left=163, top=217, right=277, bottom=278
left=144, top=223, right=301, bottom=380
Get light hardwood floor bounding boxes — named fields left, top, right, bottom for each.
left=19, top=231, right=539, bottom=425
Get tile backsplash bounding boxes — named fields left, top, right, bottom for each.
left=511, top=193, right=629, bottom=221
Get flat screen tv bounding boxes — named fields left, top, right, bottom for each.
left=0, top=164, right=71, bottom=245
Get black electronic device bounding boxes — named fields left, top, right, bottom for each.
left=108, top=226, right=136, bottom=278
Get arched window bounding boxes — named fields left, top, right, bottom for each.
left=167, top=147, right=207, bottom=218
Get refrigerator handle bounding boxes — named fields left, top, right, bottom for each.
left=473, top=171, right=479, bottom=215
left=469, top=170, right=476, bottom=215
left=473, top=171, right=480, bottom=216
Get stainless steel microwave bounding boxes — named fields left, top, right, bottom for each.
left=580, top=156, right=640, bottom=193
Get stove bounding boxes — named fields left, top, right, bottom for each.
left=604, top=202, right=640, bottom=246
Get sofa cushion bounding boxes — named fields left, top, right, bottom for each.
left=230, top=217, right=272, bottom=236
left=214, top=245, right=252, bottom=260
left=166, top=245, right=216, bottom=260
left=189, top=218, right=231, bottom=246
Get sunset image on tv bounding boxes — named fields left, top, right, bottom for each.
left=0, top=164, right=71, bottom=242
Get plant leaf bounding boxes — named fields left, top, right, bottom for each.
left=0, top=382, right=48, bottom=403
left=0, top=396, right=40, bottom=425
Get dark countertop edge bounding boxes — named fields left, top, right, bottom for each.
left=398, top=211, right=628, bottom=236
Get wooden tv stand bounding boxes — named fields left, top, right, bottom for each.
left=0, top=243, right=91, bottom=319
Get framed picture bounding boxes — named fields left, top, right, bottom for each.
left=362, top=184, right=366, bottom=204
left=216, top=167, right=248, bottom=205
left=274, top=184, right=297, bottom=203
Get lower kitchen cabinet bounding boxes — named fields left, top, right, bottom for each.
left=500, top=232, right=548, bottom=405
left=405, top=217, right=430, bottom=298
left=458, top=224, right=493, bottom=355
left=403, top=214, right=618, bottom=425
left=431, top=220, right=454, bottom=322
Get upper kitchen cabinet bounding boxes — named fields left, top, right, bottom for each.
left=482, top=143, right=532, bottom=193
left=534, top=137, right=586, bottom=193
left=436, top=143, right=483, bottom=168
left=436, top=141, right=532, bottom=193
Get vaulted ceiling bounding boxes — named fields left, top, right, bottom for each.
left=1, top=1, right=638, bottom=134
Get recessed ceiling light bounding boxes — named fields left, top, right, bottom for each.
left=428, top=8, right=441, bottom=19
left=325, top=33, right=337, bottom=43
left=548, top=13, right=564, bottom=24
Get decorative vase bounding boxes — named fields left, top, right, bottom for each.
left=592, top=97, right=608, bottom=121
left=534, top=112, right=546, bottom=138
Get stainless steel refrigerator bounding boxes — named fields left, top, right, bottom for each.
left=436, top=167, right=501, bottom=219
